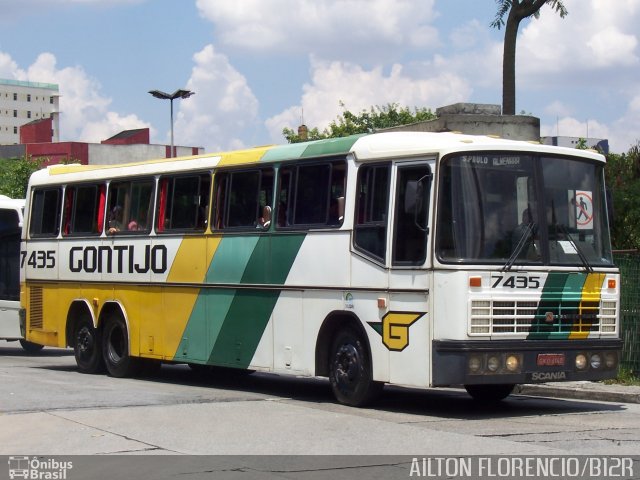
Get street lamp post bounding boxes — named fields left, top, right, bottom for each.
left=148, top=89, right=195, bottom=158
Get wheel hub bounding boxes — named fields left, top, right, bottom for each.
left=335, top=344, right=360, bottom=385
left=77, top=327, right=93, bottom=354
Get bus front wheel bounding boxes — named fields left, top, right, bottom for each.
left=464, top=384, right=515, bottom=403
left=102, top=315, right=139, bottom=378
left=329, top=327, right=382, bottom=407
left=74, top=315, right=104, bottom=374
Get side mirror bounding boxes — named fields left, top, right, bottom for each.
left=405, top=174, right=431, bottom=232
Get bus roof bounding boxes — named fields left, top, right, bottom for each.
left=0, top=196, right=25, bottom=208
left=28, top=131, right=605, bottom=186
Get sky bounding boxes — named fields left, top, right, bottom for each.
left=0, top=0, right=638, bottom=154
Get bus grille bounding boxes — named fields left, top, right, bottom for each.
left=29, top=286, right=44, bottom=329
left=470, top=299, right=617, bottom=336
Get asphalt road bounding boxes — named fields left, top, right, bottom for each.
left=1, top=344, right=639, bottom=479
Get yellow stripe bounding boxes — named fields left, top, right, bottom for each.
left=48, top=144, right=275, bottom=176
left=160, top=236, right=221, bottom=357
left=217, top=146, right=272, bottom=166
left=48, top=152, right=220, bottom=175
left=570, top=273, right=605, bottom=339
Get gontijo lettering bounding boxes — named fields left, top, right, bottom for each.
left=69, top=244, right=167, bottom=274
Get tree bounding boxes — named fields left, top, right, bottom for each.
left=605, top=143, right=640, bottom=250
left=0, top=156, right=43, bottom=199
left=283, top=103, right=436, bottom=143
left=491, top=0, right=568, bottom=115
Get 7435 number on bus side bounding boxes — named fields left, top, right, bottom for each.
left=20, top=250, right=56, bottom=269
left=491, top=275, right=541, bottom=289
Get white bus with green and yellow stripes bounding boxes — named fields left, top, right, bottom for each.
left=20, top=131, right=621, bottom=405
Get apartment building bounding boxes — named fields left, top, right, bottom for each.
left=0, top=79, right=60, bottom=145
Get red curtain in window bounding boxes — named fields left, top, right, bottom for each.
left=157, top=179, right=168, bottom=232
left=63, top=188, right=74, bottom=235
left=97, top=185, right=106, bottom=234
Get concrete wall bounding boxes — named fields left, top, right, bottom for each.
left=382, top=103, right=540, bottom=141
left=88, top=144, right=204, bottom=165
left=26, top=142, right=89, bottom=165
left=0, top=145, right=26, bottom=159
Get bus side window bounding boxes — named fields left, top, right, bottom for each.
left=277, top=160, right=345, bottom=229
left=354, top=163, right=390, bottom=262
left=214, top=168, right=273, bottom=230
left=277, top=169, right=292, bottom=227
left=392, top=165, right=432, bottom=265
left=61, top=184, right=102, bottom=236
left=107, top=179, right=154, bottom=234
left=29, top=188, right=62, bottom=237
left=157, top=173, right=210, bottom=232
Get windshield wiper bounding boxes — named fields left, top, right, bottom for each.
left=558, top=224, right=594, bottom=273
left=502, top=222, right=534, bottom=272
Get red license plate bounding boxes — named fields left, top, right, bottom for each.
left=537, top=353, right=565, bottom=366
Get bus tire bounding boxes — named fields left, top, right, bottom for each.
left=73, top=314, right=104, bottom=374
left=102, top=314, right=139, bottom=378
left=464, top=384, right=515, bottom=403
left=19, top=339, right=44, bottom=353
left=329, top=327, right=382, bottom=407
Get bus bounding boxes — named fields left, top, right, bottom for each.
left=20, top=132, right=621, bottom=405
left=0, top=196, right=42, bottom=352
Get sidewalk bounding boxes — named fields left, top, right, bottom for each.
left=517, top=381, right=640, bottom=404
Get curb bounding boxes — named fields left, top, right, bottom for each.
left=516, top=383, right=640, bottom=404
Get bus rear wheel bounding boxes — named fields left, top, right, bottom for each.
left=464, top=384, right=515, bottom=403
left=102, top=314, right=139, bottom=378
left=329, top=327, right=382, bottom=407
left=74, top=315, right=104, bottom=374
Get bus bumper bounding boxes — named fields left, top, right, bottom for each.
left=432, top=339, right=623, bottom=386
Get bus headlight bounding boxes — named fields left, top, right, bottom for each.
left=487, top=356, right=500, bottom=372
left=590, top=354, right=602, bottom=370
left=575, top=354, right=588, bottom=370
left=468, top=355, right=482, bottom=374
left=604, top=352, right=617, bottom=369
left=505, top=355, right=520, bottom=372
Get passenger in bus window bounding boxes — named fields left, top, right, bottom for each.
left=108, top=206, right=123, bottom=234
left=257, top=205, right=271, bottom=229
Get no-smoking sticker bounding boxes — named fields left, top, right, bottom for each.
left=575, top=190, right=593, bottom=230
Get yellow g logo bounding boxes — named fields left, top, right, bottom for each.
left=381, top=312, right=423, bottom=351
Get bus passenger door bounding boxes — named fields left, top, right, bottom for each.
left=387, top=161, right=433, bottom=388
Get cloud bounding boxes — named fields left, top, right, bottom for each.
left=265, top=58, right=471, bottom=142
left=518, top=0, right=639, bottom=80
left=173, top=45, right=259, bottom=152
left=0, top=51, right=149, bottom=142
left=610, top=94, right=640, bottom=152
left=196, top=0, right=439, bottom=61
left=540, top=108, right=640, bottom=154
left=540, top=116, right=609, bottom=141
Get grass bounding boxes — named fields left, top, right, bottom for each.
left=603, top=367, right=640, bottom=386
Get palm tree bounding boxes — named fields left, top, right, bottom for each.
left=491, top=0, right=568, bottom=115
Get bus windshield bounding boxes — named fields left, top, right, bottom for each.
left=436, top=153, right=613, bottom=267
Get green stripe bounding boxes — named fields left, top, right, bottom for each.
left=260, top=134, right=365, bottom=163
left=174, top=234, right=306, bottom=367
left=260, top=143, right=311, bottom=162
left=206, top=236, right=260, bottom=283
left=300, top=135, right=365, bottom=158
left=528, top=273, right=587, bottom=340
left=240, top=234, right=306, bottom=284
